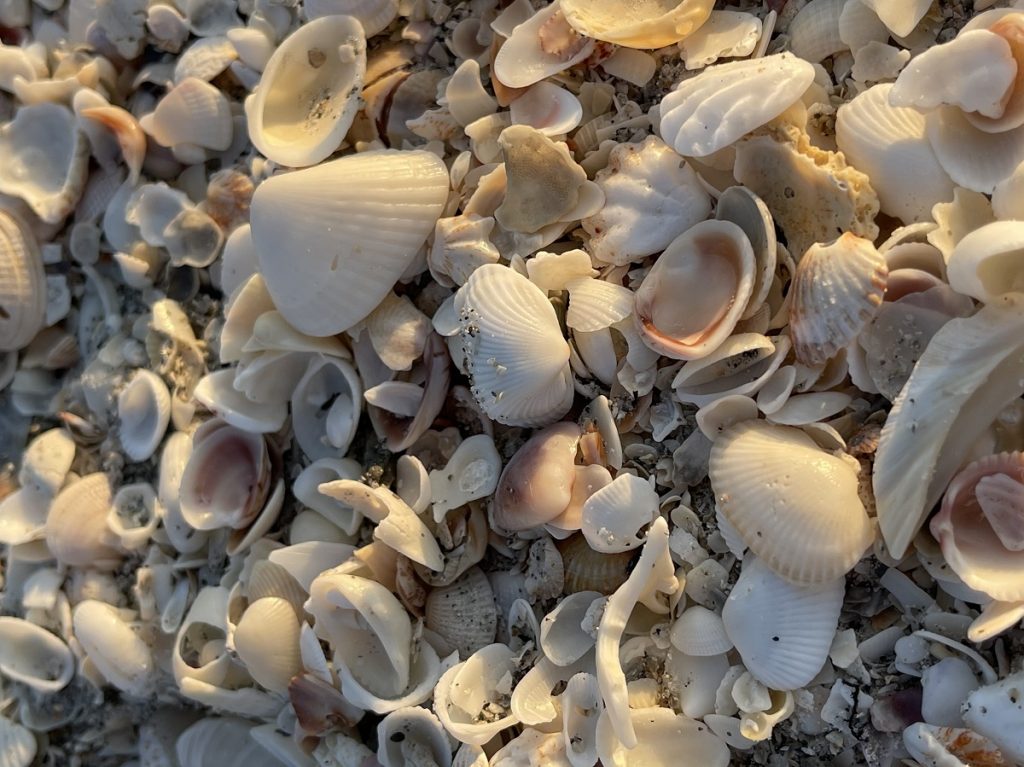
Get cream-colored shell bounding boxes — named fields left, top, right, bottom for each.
left=0, top=210, right=45, bottom=352
left=788, top=0, right=846, bottom=64
left=232, top=597, right=302, bottom=694
left=0, top=617, right=75, bottom=693
left=45, top=472, right=122, bottom=569
left=291, top=354, right=362, bottom=460
left=424, top=566, right=497, bottom=659
left=561, top=0, right=714, bottom=49
left=428, top=434, right=501, bottom=521
left=376, top=708, right=452, bottom=767
left=670, top=606, right=733, bottom=657
left=139, top=77, right=233, bottom=152
left=595, top=706, right=729, bottom=767
left=672, top=334, right=790, bottom=407
left=117, top=368, right=172, bottom=462
left=0, top=717, right=35, bottom=767
left=434, top=643, right=520, bottom=745
left=73, top=600, right=153, bottom=696
left=678, top=10, right=761, bottom=70
left=492, top=2, right=596, bottom=89
left=947, top=220, right=1024, bottom=303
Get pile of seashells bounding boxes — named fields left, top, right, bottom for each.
left=4, top=0, right=1024, bottom=764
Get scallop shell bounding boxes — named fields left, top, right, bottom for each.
left=560, top=0, right=714, bottom=49
left=366, top=292, right=431, bottom=373
left=73, top=599, right=154, bottom=696
left=233, top=597, right=302, bottom=695
left=670, top=606, right=733, bottom=657
left=45, top=472, right=122, bottom=569
left=836, top=83, right=956, bottom=225
left=0, top=103, right=89, bottom=223
left=672, top=333, right=790, bottom=407
left=0, top=617, right=74, bottom=693
left=117, top=368, right=172, bottom=463
left=947, top=221, right=1024, bottom=304
left=424, top=567, right=497, bottom=659
left=492, top=422, right=580, bottom=531
left=0, top=209, right=45, bottom=352
left=710, top=421, right=873, bottom=584
left=581, top=473, right=659, bottom=553
left=595, top=706, right=730, bottom=767
left=635, top=220, right=755, bottom=361
left=448, top=264, right=573, bottom=427
left=250, top=150, right=449, bottom=336
left=788, top=0, right=846, bottom=64
left=789, top=234, right=888, bottom=365
left=303, top=0, right=398, bottom=36
left=245, top=16, right=366, bottom=167
left=492, top=2, right=595, bottom=90
left=139, top=77, right=233, bottom=152
left=559, top=534, right=635, bottom=595
left=291, top=354, right=362, bottom=461
left=722, top=556, right=844, bottom=691
left=658, top=53, right=815, bottom=158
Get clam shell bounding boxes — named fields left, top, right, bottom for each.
left=117, top=368, right=172, bottom=462
left=193, top=368, right=287, bottom=433
left=139, top=77, right=233, bottom=151
left=540, top=591, right=601, bottom=666
left=293, top=457, right=364, bottom=536
left=108, top=482, right=162, bottom=550
left=0, top=209, right=45, bottom=352
left=245, top=16, right=366, bottom=167
left=233, top=597, right=302, bottom=695
left=715, top=186, right=776, bottom=321
left=670, top=606, right=733, bottom=657
left=250, top=150, right=448, bottom=336
left=710, top=421, right=873, bottom=584
left=789, top=234, right=888, bottom=365
left=19, top=427, right=74, bottom=497
left=672, top=333, right=790, bottom=407
left=658, top=53, right=815, bottom=158
left=947, top=221, right=1024, bottom=304
left=722, top=556, right=844, bottom=691
left=175, top=718, right=278, bottom=767
left=45, top=472, right=122, bottom=569
left=434, top=643, right=520, bottom=745
left=492, top=2, right=595, bottom=89
left=0, top=487, right=48, bottom=546
left=509, top=81, right=581, bottom=136
left=696, top=394, right=759, bottom=440
left=492, top=422, right=580, bottom=531
left=73, top=599, right=153, bottom=696
left=0, top=617, right=74, bottom=693
left=424, top=567, right=498, bottom=659
left=595, top=706, right=729, bottom=767
left=560, top=0, right=714, bottom=49
left=291, top=354, right=362, bottom=461
left=838, top=0, right=890, bottom=51
left=788, top=0, right=846, bottom=64
left=581, top=473, right=659, bottom=553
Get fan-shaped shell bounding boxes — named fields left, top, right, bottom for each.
left=0, top=210, right=45, bottom=352
left=559, top=534, right=635, bottom=595
left=0, top=717, right=35, bottom=767
left=233, top=597, right=302, bottom=695
left=19, top=427, right=74, bottom=497
left=424, top=567, right=497, bottom=659
left=117, top=369, right=172, bottom=463
left=670, top=606, right=733, bottom=657
left=581, top=473, right=659, bottom=553
left=722, top=556, right=844, bottom=691
left=449, top=264, right=573, bottom=427
left=560, top=0, right=714, bottom=49
left=635, top=220, right=756, bottom=361
left=565, top=278, right=634, bottom=332
left=45, top=472, right=122, bottom=569
left=139, top=77, right=233, bottom=152
left=245, top=16, right=366, bottom=167
left=250, top=150, right=449, bottom=336
left=789, top=234, right=888, bottom=365
left=788, top=0, right=846, bottom=63
left=0, top=617, right=74, bottom=693
left=947, top=221, right=1024, bottom=304
left=710, top=420, right=873, bottom=584
left=658, top=53, right=815, bottom=158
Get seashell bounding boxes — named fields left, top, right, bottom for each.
left=672, top=334, right=790, bottom=407
left=376, top=708, right=452, bottom=767
left=424, top=567, right=497, bottom=659
left=582, top=136, right=711, bottom=266
left=875, top=296, right=1024, bottom=558
left=962, top=672, right=1024, bottom=762
left=250, top=150, right=448, bottom=336
left=18, top=427, right=74, bottom=498
left=670, top=605, right=733, bottom=657
left=921, top=658, right=979, bottom=728
left=492, top=422, right=580, bottom=531
left=0, top=717, right=35, bottom=767
left=789, top=234, right=888, bottom=365
left=269, top=541, right=354, bottom=592
left=556, top=672, right=603, bottom=767
left=493, top=2, right=596, bottom=89
left=928, top=188, right=996, bottom=264
left=838, top=0, right=890, bottom=51
left=560, top=0, right=712, bottom=49
left=45, top=472, right=122, bottom=569
left=788, top=0, right=846, bottom=63
left=429, top=214, right=500, bottom=288
left=678, top=10, right=761, bottom=69
left=304, top=0, right=397, bottom=36
left=494, top=125, right=588, bottom=234
left=172, top=36, right=237, bottom=84
left=72, top=599, right=153, bottom=696
left=140, top=77, right=233, bottom=153
left=429, top=435, right=501, bottom=521
left=232, top=597, right=302, bottom=695
left=0, top=210, right=45, bottom=353
left=710, top=420, right=873, bottom=584
left=994, top=161, right=1024, bottom=221
left=924, top=105, right=1024, bottom=196
left=365, top=381, right=423, bottom=416
left=851, top=41, right=912, bottom=84
left=434, top=643, right=519, bottom=745
left=245, top=16, right=366, bottom=168
left=193, top=368, right=288, bottom=433
left=658, top=53, right=815, bottom=158
left=859, top=0, right=931, bottom=38
left=291, top=354, right=362, bottom=461
left=595, top=706, right=729, bottom=767
left=446, top=264, right=573, bottom=427
left=445, top=59, right=497, bottom=128
left=903, top=724, right=1009, bottom=767
left=947, top=221, right=1024, bottom=304
left=79, top=105, right=145, bottom=185
left=766, top=392, right=851, bottom=426
left=714, top=186, right=776, bottom=321
left=722, top=556, right=845, bottom=691
left=0, top=617, right=74, bottom=693
left=539, top=590, right=600, bottom=667
left=175, top=718, right=280, bottom=767
left=0, top=103, right=89, bottom=224
left=117, top=369, right=171, bottom=463
left=581, top=473, right=658, bottom=553
left=108, top=482, right=162, bottom=550
left=565, top=277, right=633, bottom=333
left=366, top=292, right=430, bottom=373
left=634, top=220, right=755, bottom=361
left=507, top=82, right=581, bottom=138
left=293, top=457, right=364, bottom=536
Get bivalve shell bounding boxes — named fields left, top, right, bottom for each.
left=232, top=597, right=302, bottom=695
left=0, top=210, right=45, bottom=352
left=492, top=422, right=580, bottom=531
left=291, top=354, right=362, bottom=461
left=117, top=369, right=172, bottom=462
left=72, top=599, right=153, bottom=696
left=0, top=617, right=74, bottom=693
left=947, top=221, right=1024, bottom=304
left=0, top=717, right=35, bottom=767
left=560, top=0, right=714, bottom=49
left=424, top=567, right=498, bottom=659
left=788, top=0, right=846, bottom=64
left=670, top=606, right=733, bottom=657
left=139, top=77, right=233, bottom=153
left=595, top=706, right=729, bottom=767
left=672, top=334, right=790, bottom=407
left=303, top=0, right=398, bottom=36
left=45, top=472, right=122, bottom=569
left=492, top=2, right=595, bottom=89
left=581, top=473, right=659, bottom=553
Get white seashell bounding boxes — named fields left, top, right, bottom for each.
left=124, top=183, right=191, bottom=247
left=560, top=672, right=603, bottom=767
left=921, top=658, right=979, bottom=727
left=658, top=53, right=815, bottom=158
left=540, top=590, right=600, bottom=667
left=424, top=567, right=498, bottom=659
left=251, top=150, right=448, bottom=336
left=0, top=210, right=45, bottom=352
left=18, top=427, right=74, bottom=497
left=565, top=278, right=633, bottom=332
left=493, top=2, right=595, bottom=89
left=561, top=0, right=713, bottom=49
left=366, top=292, right=430, bottom=373
left=678, top=10, right=761, bottom=69
left=45, top=472, right=121, bottom=569
left=838, top=0, right=890, bottom=51
left=245, top=16, right=365, bottom=167
left=293, top=457, right=364, bottom=536
left=429, top=434, right=501, bottom=521
left=434, top=643, right=519, bottom=745
left=291, top=354, right=362, bottom=460
left=766, top=392, right=851, bottom=426
left=429, top=214, right=500, bottom=288
left=0, top=717, right=35, bottom=767
left=670, top=606, right=733, bottom=657
left=696, top=395, right=759, bottom=440
left=993, top=161, right=1024, bottom=220
left=226, top=27, right=274, bottom=72
left=445, top=59, right=497, bottom=128
left=666, top=651, right=730, bottom=719
left=714, top=186, right=776, bottom=321
left=789, top=234, right=887, bottom=365
left=0, top=617, right=74, bottom=693
left=232, top=597, right=302, bottom=695
left=0, top=103, right=89, bottom=224
left=859, top=0, right=930, bottom=37
left=595, top=706, right=729, bottom=767
left=947, top=221, right=1024, bottom=304
left=925, top=106, right=1024, bottom=195
left=635, top=220, right=755, bottom=361
left=117, top=368, right=171, bottom=463
left=193, top=368, right=287, bottom=432
left=710, top=420, right=873, bottom=584
left=365, top=381, right=422, bottom=416
left=672, top=334, right=790, bottom=407
left=447, top=264, right=573, bottom=427
left=722, top=556, right=845, bottom=691
left=303, top=0, right=398, bottom=36
left=874, top=296, right=1024, bottom=558
left=581, top=473, right=659, bottom=553
left=172, top=36, right=237, bottom=84
left=269, top=541, right=354, bottom=591
left=376, top=708, right=452, bottom=767
left=928, top=188, right=997, bottom=263
left=108, top=482, right=162, bottom=550
left=509, top=81, right=582, bottom=136
left=139, top=77, right=233, bottom=152
left=73, top=599, right=153, bottom=696
left=219, top=225, right=258, bottom=298
left=175, top=718, right=280, bottom=767
left=582, top=136, right=711, bottom=265
left=788, top=0, right=846, bottom=64
left=962, top=672, right=1024, bottom=762
left=526, top=248, right=597, bottom=293
left=903, top=723, right=1007, bottom=767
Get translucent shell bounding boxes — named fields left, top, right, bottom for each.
left=0, top=209, right=45, bottom=352
left=560, top=0, right=714, bottom=49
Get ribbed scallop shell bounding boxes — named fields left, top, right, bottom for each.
left=658, top=53, right=815, bottom=158
left=452, top=264, right=573, bottom=427
left=139, top=77, right=233, bottom=151
left=247, top=560, right=308, bottom=614
left=0, top=717, right=35, bottom=767
left=245, top=16, right=366, bottom=167
left=788, top=0, right=846, bottom=63
left=565, top=278, right=634, bottom=332
left=560, top=0, right=714, bottom=49
left=789, top=234, right=888, bottom=365
left=558, top=534, right=635, bottom=595
left=0, top=210, right=45, bottom=352
left=722, top=557, right=844, bottom=691
left=710, top=421, right=873, bottom=584
left=424, top=567, right=497, bottom=659
left=947, top=221, right=1024, bottom=304
left=250, top=150, right=449, bottom=336
left=377, top=708, right=451, bottom=767
left=670, top=606, right=733, bottom=657
left=233, top=597, right=303, bottom=695
left=45, top=472, right=122, bottom=569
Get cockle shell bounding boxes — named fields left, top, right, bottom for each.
left=635, top=220, right=755, bottom=361
left=45, top=472, right=122, bottom=569
left=560, top=0, right=713, bottom=49
left=245, top=16, right=366, bottom=167
left=0, top=209, right=45, bottom=353
left=139, top=77, right=233, bottom=153
left=492, top=2, right=595, bottom=89
left=117, top=368, right=172, bottom=462
left=559, top=534, right=635, bottom=595
left=658, top=53, right=815, bottom=158
left=596, top=706, right=729, bottom=767
left=581, top=473, right=659, bottom=553
left=0, top=617, right=74, bottom=692
left=0, top=717, right=35, bottom=767
left=582, top=136, right=711, bottom=265
left=670, top=605, right=733, bottom=657
left=947, top=221, right=1024, bottom=304
left=508, top=81, right=581, bottom=136
left=250, top=150, right=448, bottom=336
left=789, top=234, right=888, bottom=365
left=710, top=420, right=873, bottom=584
left=424, top=566, right=497, bottom=659
left=434, top=643, right=519, bottom=745
left=232, top=597, right=302, bottom=695
left=492, top=422, right=580, bottom=531
left=722, top=556, right=844, bottom=690
left=72, top=600, right=153, bottom=696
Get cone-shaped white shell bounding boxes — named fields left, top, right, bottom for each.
left=0, top=617, right=74, bottom=693
left=233, top=597, right=302, bottom=694
left=492, top=2, right=596, bottom=89
left=45, top=472, right=122, bottom=569
left=0, top=210, right=46, bottom=352
left=595, top=706, right=729, bottom=767
left=250, top=150, right=449, bottom=336
left=874, top=296, right=1024, bottom=558
left=789, top=234, right=888, bottom=365
left=710, top=421, right=873, bottom=584
left=117, top=369, right=172, bottom=462
left=560, top=0, right=714, bottom=49
left=581, top=473, right=659, bottom=553
left=449, top=264, right=573, bottom=427
left=245, top=16, right=366, bottom=167
left=722, top=557, right=844, bottom=691
left=658, top=53, right=815, bottom=158
left=947, top=221, right=1024, bottom=304
left=73, top=599, right=154, bottom=696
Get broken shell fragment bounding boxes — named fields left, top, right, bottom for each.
left=0, top=617, right=75, bottom=693
left=947, top=220, right=1024, bottom=304
left=581, top=473, right=659, bottom=553
left=493, top=2, right=596, bottom=90
left=560, top=0, right=714, bottom=49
